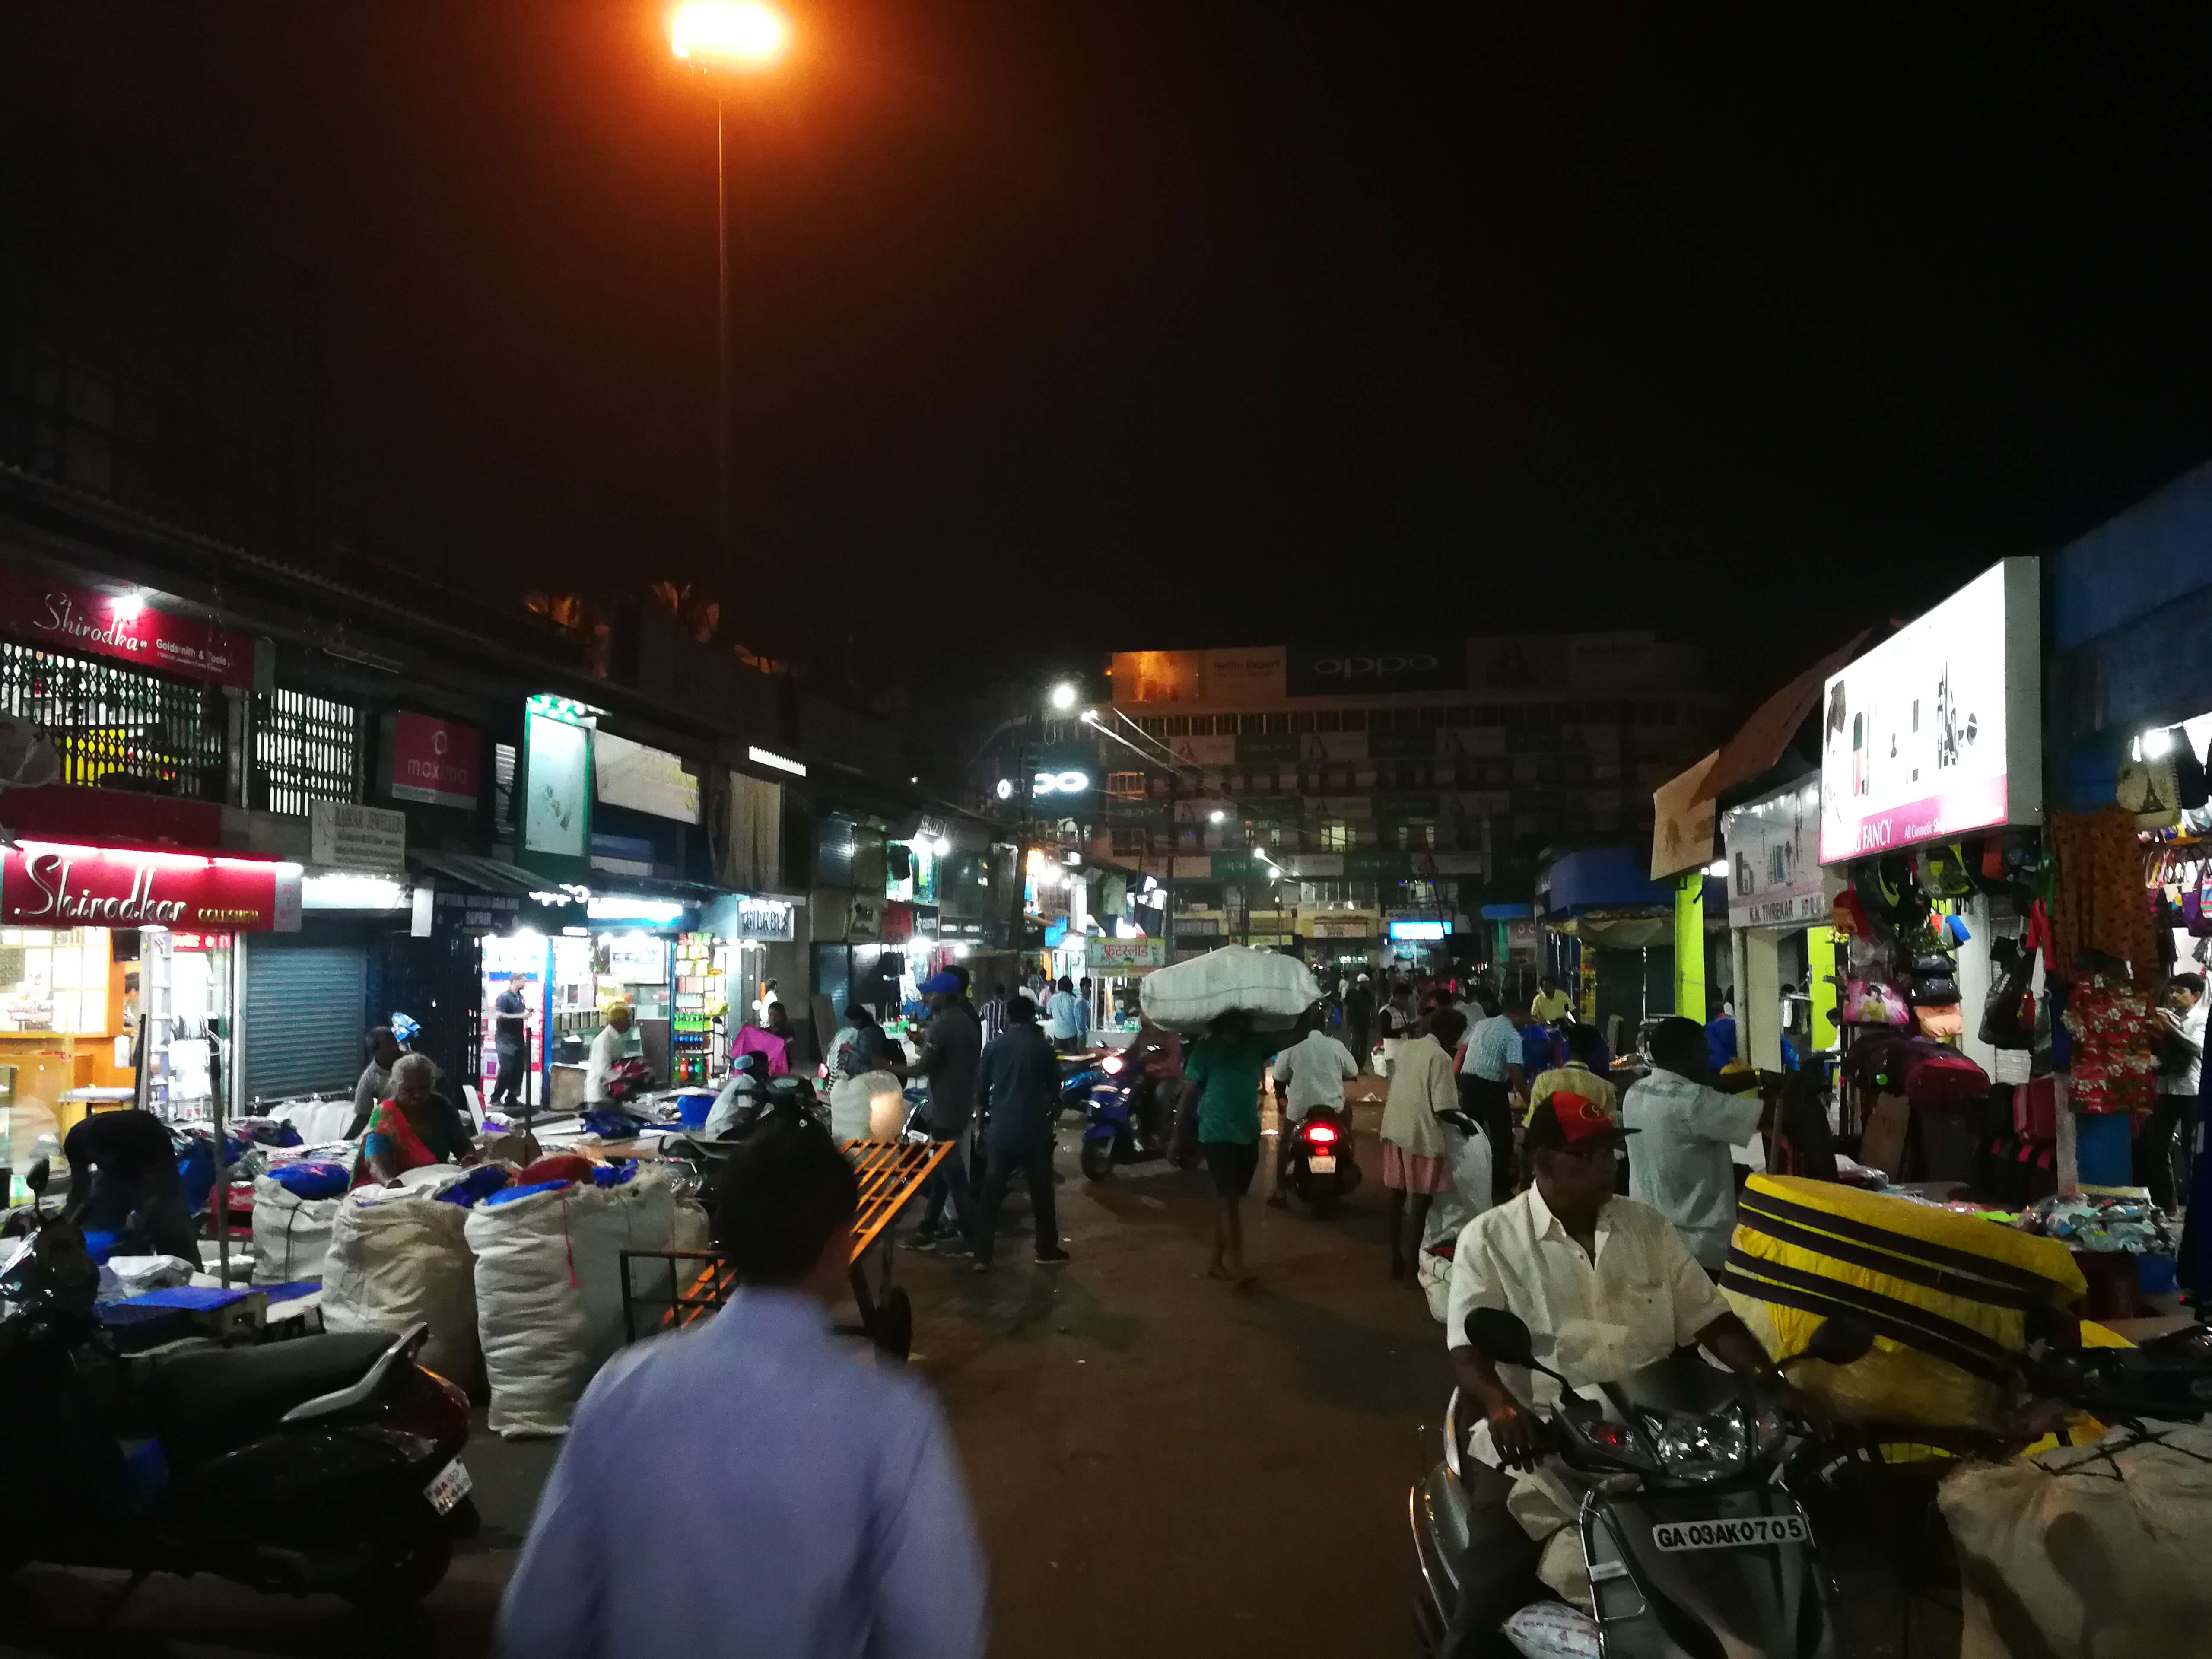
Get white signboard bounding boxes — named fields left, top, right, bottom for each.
left=309, top=801, right=407, bottom=874
left=594, top=730, right=701, bottom=824
left=1722, top=783, right=1824, bottom=928
left=732, top=896, right=796, bottom=941
left=1818, top=559, right=2041, bottom=864
left=1087, top=935, right=1166, bottom=972
left=524, top=712, right=590, bottom=859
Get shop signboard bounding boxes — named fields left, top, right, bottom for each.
left=1234, top=733, right=1300, bottom=765
left=592, top=731, right=700, bottom=824
left=0, top=568, right=253, bottom=688
left=522, top=710, right=591, bottom=864
left=1368, top=728, right=1437, bottom=759
left=1285, top=642, right=1464, bottom=698
left=1208, top=853, right=1264, bottom=884
left=309, top=802, right=407, bottom=874
left=1373, top=792, right=1441, bottom=820
left=1818, top=559, right=2041, bottom=864
left=1087, top=936, right=1166, bottom=972
left=386, top=712, right=482, bottom=810
left=1, top=844, right=297, bottom=931
left=1723, top=782, right=1826, bottom=928
left=1344, top=849, right=1412, bottom=880
left=1285, top=853, right=1343, bottom=877
left=731, top=895, right=796, bottom=941
left=1506, top=918, right=1539, bottom=960
left=1311, top=916, right=1373, bottom=939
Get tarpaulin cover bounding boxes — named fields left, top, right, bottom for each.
left=1545, top=848, right=1675, bottom=915
left=1720, top=1174, right=2085, bottom=1427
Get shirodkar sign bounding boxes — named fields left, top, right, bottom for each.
left=1285, top=643, right=1465, bottom=697
left=2, top=845, right=296, bottom=930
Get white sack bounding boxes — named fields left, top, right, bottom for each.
left=466, top=1170, right=680, bottom=1439
left=830, top=1071, right=906, bottom=1142
left=1138, top=944, right=1319, bottom=1034
left=250, top=1174, right=342, bottom=1285
left=1421, top=1124, right=1494, bottom=1324
left=321, top=1183, right=478, bottom=1383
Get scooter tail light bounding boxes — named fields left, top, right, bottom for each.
left=1306, top=1122, right=1338, bottom=1144
left=383, top=1363, right=471, bottom=1449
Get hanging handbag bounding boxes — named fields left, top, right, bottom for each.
left=1839, top=978, right=1910, bottom=1028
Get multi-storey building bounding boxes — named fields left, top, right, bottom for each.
left=1090, top=637, right=1725, bottom=962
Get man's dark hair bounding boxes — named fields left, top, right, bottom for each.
left=1649, top=1016, right=1707, bottom=1076
left=844, top=1004, right=876, bottom=1026
left=947, top=963, right=973, bottom=995
left=1565, top=1022, right=1606, bottom=1068
left=1503, top=992, right=1532, bottom=1017
left=1058, top=976, right=1074, bottom=993
left=2175, top=973, right=2208, bottom=998
left=1007, top=994, right=1039, bottom=1023
left=1429, top=1007, right=1468, bottom=1049
left=1475, top=991, right=1501, bottom=1017
left=1538, top=975, right=1557, bottom=988
left=714, top=1119, right=858, bottom=1286
left=366, top=1025, right=394, bottom=1053
left=992, top=982, right=1007, bottom=997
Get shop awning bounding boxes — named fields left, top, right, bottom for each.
left=1649, top=631, right=1869, bottom=880
left=1480, top=903, right=1533, bottom=920
left=408, top=850, right=546, bottom=897
left=1546, top=847, right=1675, bottom=915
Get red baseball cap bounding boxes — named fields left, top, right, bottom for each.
left=1524, top=1092, right=1635, bottom=1152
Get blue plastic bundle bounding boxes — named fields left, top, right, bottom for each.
left=483, top=1179, right=572, bottom=1208
left=583, top=1106, right=649, bottom=1139
left=433, top=1164, right=514, bottom=1208
left=591, top=1160, right=638, bottom=1188
left=267, top=1161, right=351, bottom=1201
left=675, top=1090, right=717, bottom=1130
left=244, top=1121, right=305, bottom=1149
left=82, top=1229, right=122, bottom=1265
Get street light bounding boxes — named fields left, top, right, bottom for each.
left=1049, top=682, right=1078, bottom=712
left=1209, top=810, right=1225, bottom=824
left=669, top=1, right=791, bottom=562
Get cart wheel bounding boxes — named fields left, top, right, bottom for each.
left=1080, top=1141, right=1115, bottom=1182
left=875, top=1286, right=913, bottom=1364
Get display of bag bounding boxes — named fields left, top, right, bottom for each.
left=466, top=1167, right=682, bottom=1438
left=321, top=1182, right=479, bottom=1384
left=250, top=1172, right=341, bottom=1285
left=1838, top=978, right=1911, bottom=1028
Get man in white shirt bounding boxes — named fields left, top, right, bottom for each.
left=1446, top=1093, right=1813, bottom=1606
left=2148, top=972, right=2207, bottom=1206
left=1617, top=1016, right=1766, bottom=1271
left=1267, top=1015, right=1359, bottom=1208
left=584, top=1003, right=639, bottom=1104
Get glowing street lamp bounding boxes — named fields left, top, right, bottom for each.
left=1048, top=681, right=1078, bottom=712
left=669, top=2, right=791, bottom=560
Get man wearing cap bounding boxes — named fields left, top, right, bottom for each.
left=1618, top=1015, right=1767, bottom=1272
left=894, top=973, right=983, bottom=1254
left=1445, top=1094, right=1816, bottom=1608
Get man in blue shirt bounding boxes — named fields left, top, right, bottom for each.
left=1459, top=992, right=1531, bottom=1202
left=970, top=994, right=1071, bottom=1270
left=1045, top=976, right=1089, bottom=1053
left=500, top=1122, right=987, bottom=1659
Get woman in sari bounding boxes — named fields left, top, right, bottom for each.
left=354, top=1052, right=473, bottom=1188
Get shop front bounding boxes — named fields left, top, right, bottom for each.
left=0, top=841, right=299, bottom=1194
left=1720, top=780, right=1837, bottom=1075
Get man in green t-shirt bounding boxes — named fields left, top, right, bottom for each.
left=1177, top=1010, right=1297, bottom=1289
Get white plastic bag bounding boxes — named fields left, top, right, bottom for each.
left=321, top=1183, right=478, bottom=1383
left=1421, top=1126, right=1494, bottom=1323
left=250, top=1174, right=342, bottom=1285
left=466, top=1170, right=681, bottom=1438
left=1138, top=944, right=1319, bottom=1034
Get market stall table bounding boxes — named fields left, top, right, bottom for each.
left=618, top=1137, right=951, bottom=1362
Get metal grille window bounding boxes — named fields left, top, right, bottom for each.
left=0, top=640, right=226, bottom=795
left=252, top=687, right=359, bottom=815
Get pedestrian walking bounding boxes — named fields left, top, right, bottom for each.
left=1380, top=1007, right=1466, bottom=1280
left=1343, top=972, right=1376, bottom=1074
left=979, top=981, right=1011, bottom=1046
left=1175, top=1010, right=1294, bottom=1289
left=500, top=1118, right=987, bottom=1659
left=1458, top=992, right=1530, bottom=1202
left=490, top=983, right=530, bottom=1106
left=970, top=994, right=1071, bottom=1270
left=1045, top=976, right=1089, bottom=1053
left=895, top=972, right=983, bottom=1253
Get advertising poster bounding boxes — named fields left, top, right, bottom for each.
left=1722, top=784, right=1825, bottom=928
left=387, top=712, right=482, bottom=810
left=523, top=711, right=590, bottom=861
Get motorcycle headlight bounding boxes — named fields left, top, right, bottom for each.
left=1639, top=1402, right=1752, bottom=1482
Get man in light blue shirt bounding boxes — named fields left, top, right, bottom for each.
left=1457, top=992, right=1527, bottom=1203
left=1045, top=976, right=1089, bottom=1052
left=1620, top=1015, right=1767, bottom=1271
left=500, top=1122, right=987, bottom=1659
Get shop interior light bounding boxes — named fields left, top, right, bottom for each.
left=1209, top=810, right=1225, bottom=823
left=1706, top=859, right=1729, bottom=877
left=932, top=836, right=952, bottom=856
left=563, top=926, right=591, bottom=937
left=302, top=872, right=407, bottom=911
left=1063, top=850, right=1081, bottom=865
left=2138, top=727, right=2177, bottom=761
left=108, top=588, right=146, bottom=622
left=995, top=778, right=1014, bottom=801
left=587, top=895, right=687, bottom=924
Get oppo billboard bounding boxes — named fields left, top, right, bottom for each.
left=1818, top=559, right=2041, bottom=865
left=1285, top=643, right=1465, bottom=697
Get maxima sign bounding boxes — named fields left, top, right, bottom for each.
left=1818, top=559, right=2042, bottom=864
left=1285, top=643, right=1465, bottom=696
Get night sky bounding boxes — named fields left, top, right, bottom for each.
left=7, top=4, right=2212, bottom=686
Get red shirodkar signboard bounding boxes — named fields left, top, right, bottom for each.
left=0, top=569, right=253, bottom=688
left=1, top=844, right=299, bottom=931
left=387, top=712, right=483, bottom=810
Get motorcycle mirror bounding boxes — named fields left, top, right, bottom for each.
left=1465, top=1307, right=1536, bottom=1369
left=1802, top=1316, right=1875, bottom=1368
left=24, top=1158, right=49, bottom=1202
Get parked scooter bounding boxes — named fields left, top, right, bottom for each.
left=1410, top=1306, right=1872, bottom=1658
left=0, top=1160, right=476, bottom=1608
left=1281, top=1103, right=1361, bottom=1216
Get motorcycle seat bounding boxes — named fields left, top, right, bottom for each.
left=142, top=1330, right=397, bottom=1468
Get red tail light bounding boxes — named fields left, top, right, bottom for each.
left=1305, top=1122, right=1338, bottom=1145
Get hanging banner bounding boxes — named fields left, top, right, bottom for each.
left=0, top=568, right=253, bottom=688
left=387, top=712, right=483, bottom=810
left=1, top=844, right=295, bottom=930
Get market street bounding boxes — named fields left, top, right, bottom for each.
left=5, top=1100, right=1443, bottom=1658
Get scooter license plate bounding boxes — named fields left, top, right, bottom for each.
left=1306, top=1154, right=1336, bottom=1175
left=1649, top=1514, right=1806, bottom=1553
left=425, top=1458, right=473, bottom=1516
